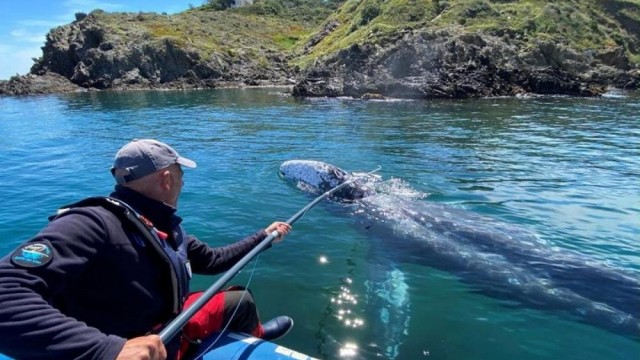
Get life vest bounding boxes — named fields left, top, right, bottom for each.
left=52, top=196, right=191, bottom=315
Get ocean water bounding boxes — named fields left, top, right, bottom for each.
left=0, top=88, right=638, bottom=360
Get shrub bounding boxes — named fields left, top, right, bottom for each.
left=361, top=4, right=381, bottom=26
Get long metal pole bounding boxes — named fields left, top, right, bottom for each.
left=159, top=166, right=381, bottom=343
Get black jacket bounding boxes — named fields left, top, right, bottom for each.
left=0, top=186, right=268, bottom=360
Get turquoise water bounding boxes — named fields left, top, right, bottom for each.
left=0, top=89, right=638, bottom=360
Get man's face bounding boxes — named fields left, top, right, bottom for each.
left=167, top=164, right=184, bottom=207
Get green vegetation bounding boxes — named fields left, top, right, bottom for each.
left=86, top=0, right=640, bottom=69
left=88, top=4, right=322, bottom=61
left=293, top=0, right=640, bottom=67
left=206, top=0, right=344, bottom=24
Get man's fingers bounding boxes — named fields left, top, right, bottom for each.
left=117, top=335, right=167, bottom=360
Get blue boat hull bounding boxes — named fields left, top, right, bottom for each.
left=0, top=332, right=316, bottom=360
left=196, top=332, right=315, bottom=360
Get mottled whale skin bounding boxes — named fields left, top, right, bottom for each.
left=279, top=160, right=640, bottom=342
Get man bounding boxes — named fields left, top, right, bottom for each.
left=0, top=139, right=293, bottom=360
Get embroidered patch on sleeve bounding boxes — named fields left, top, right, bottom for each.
left=11, top=242, right=53, bottom=268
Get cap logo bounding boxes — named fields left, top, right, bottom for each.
left=11, top=242, right=53, bottom=268
left=113, top=168, right=131, bottom=176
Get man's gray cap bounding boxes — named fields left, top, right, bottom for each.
left=111, top=139, right=196, bottom=184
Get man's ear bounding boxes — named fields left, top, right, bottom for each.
left=159, top=169, right=172, bottom=191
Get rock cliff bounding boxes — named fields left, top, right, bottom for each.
left=0, top=9, right=299, bottom=95
left=1, top=0, right=639, bottom=98
left=292, top=0, right=640, bottom=98
left=292, top=30, right=639, bottom=99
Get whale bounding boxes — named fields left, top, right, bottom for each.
left=279, top=160, right=640, bottom=349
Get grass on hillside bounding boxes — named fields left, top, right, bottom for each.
left=85, top=0, right=640, bottom=69
left=89, top=5, right=320, bottom=61
left=294, top=0, right=640, bottom=67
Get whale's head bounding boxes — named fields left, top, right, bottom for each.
left=279, top=160, right=373, bottom=201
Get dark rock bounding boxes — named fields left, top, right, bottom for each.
left=596, top=47, right=630, bottom=70
left=361, top=92, right=385, bottom=100
left=303, top=20, right=340, bottom=54
left=293, top=30, right=637, bottom=99
left=0, top=72, right=84, bottom=95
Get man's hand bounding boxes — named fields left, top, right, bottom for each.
left=116, top=335, right=167, bottom=360
left=265, top=221, right=292, bottom=243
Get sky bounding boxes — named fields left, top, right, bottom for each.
left=0, top=0, right=201, bottom=80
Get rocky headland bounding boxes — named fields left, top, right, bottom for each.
left=293, top=30, right=639, bottom=99
left=1, top=0, right=639, bottom=99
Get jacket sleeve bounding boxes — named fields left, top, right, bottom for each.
left=0, top=210, right=126, bottom=360
left=186, top=230, right=268, bottom=275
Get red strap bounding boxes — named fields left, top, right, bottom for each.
left=138, top=215, right=169, bottom=241
left=155, top=230, right=168, bottom=240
